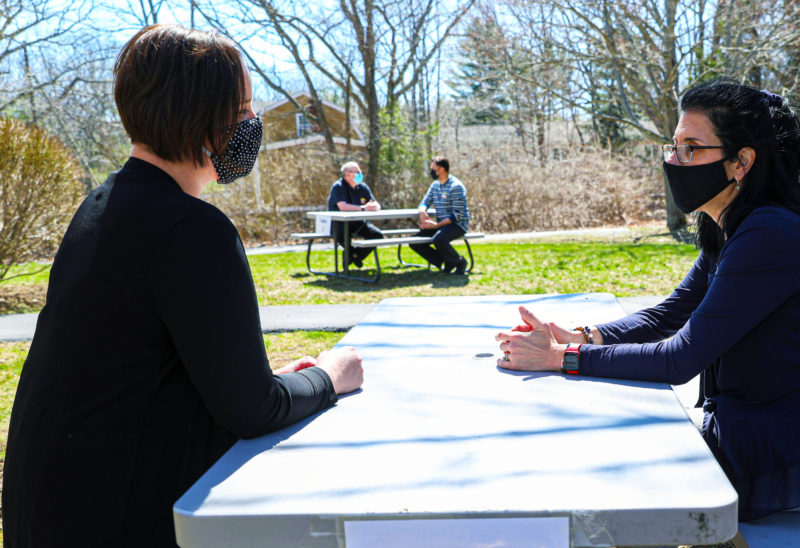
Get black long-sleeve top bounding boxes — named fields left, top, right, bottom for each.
left=3, top=158, right=337, bottom=547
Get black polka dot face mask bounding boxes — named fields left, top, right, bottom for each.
left=205, top=116, right=263, bottom=184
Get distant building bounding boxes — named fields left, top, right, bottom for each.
left=260, top=91, right=366, bottom=152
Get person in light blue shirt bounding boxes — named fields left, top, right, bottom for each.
left=411, top=156, right=471, bottom=274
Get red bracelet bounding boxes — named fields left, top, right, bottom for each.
left=561, top=343, right=582, bottom=375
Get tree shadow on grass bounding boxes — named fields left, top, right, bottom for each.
left=292, top=265, right=473, bottom=293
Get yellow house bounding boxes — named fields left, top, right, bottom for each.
left=261, top=91, right=366, bottom=151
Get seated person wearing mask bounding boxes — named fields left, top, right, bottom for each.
left=327, top=161, right=383, bottom=268
left=411, top=156, right=470, bottom=274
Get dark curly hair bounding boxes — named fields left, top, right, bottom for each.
left=680, top=78, right=800, bottom=255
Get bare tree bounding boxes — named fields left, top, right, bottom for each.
left=129, top=0, right=164, bottom=25
left=0, top=0, right=94, bottom=113
left=476, top=0, right=800, bottom=231
left=192, top=0, right=475, bottom=195
left=32, top=49, right=130, bottom=191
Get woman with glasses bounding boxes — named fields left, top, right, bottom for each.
left=495, top=78, right=800, bottom=521
left=3, top=25, right=363, bottom=546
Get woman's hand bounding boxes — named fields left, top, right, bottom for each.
left=316, top=346, right=364, bottom=394
left=511, top=306, right=586, bottom=344
left=495, top=306, right=572, bottom=371
left=273, top=356, right=317, bottom=375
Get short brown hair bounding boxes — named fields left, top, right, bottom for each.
left=114, top=24, right=246, bottom=166
left=432, top=156, right=449, bottom=173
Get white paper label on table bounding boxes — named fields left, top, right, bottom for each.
left=343, top=517, right=569, bottom=548
left=315, top=215, right=332, bottom=235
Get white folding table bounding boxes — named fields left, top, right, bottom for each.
left=174, top=293, right=738, bottom=547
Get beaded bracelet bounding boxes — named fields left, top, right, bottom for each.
left=574, top=325, right=594, bottom=345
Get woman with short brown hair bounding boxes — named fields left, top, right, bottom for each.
left=3, top=24, right=362, bottom=547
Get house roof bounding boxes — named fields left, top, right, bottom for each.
left=262, top=134, right=366, bottom=151
left=262, top=91, right=348, bottom=115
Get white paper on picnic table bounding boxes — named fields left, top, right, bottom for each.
left=343, top=517, right=569, bottom=548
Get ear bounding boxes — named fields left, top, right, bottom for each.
left=736, top=147, right=756, bottom=179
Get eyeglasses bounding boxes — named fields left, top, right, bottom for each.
left=662, top=144, right=725, bottom=163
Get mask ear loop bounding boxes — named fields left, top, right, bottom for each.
left=734, top=151, right=751, bottom=191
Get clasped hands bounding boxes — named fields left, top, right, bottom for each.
left=495, top=306, right=582, bottom=372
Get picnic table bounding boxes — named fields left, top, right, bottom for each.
left=292, top=209, right=484, bottom=283
left=173, top=293, right=739, bottom=547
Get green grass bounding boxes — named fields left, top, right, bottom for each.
left=248, top=238, right=697, bottom=304
left=1, top=230, right=698, bottom=311
left=0, top=342, right=28, bottom=458
left=262, top=331, right=343, bottom=367
left=1, top=262, right=52, bottom=285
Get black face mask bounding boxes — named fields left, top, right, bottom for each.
left=430, top=168, right=438, bottom=179
left=205, top=117, right=263, bottom=184
left=662, top=159, right=736, bottom=214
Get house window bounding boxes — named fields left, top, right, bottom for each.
left=296, top=113, right=313, bottom=137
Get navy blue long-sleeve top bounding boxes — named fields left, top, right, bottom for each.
left=3, top=158, right=338, bottom=547
left=579, top=205, right=800, bottom=520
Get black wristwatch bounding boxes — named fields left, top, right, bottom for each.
left=561, top=343, right=582, bottom=375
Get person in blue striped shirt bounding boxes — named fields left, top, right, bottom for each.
left=411, top=156, right=470, bottom=274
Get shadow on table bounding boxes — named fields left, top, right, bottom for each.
left=175, top=407, right=336, bottom=513
left=292, top=266, right=473, bottom=292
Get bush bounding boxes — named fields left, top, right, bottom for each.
left=438, top=140, right=664, bottom=234
left=0, top=116, right=84, bottom=280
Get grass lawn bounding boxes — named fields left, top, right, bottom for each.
left=247, top=238, right=696, bottom=304
left=0, top=226, right=699, bottom=540
left=0, top=227, right=697, bottom=315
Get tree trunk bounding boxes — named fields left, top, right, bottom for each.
left=362, top=0, right=382, bottom=197
left=663, top=0, right=686, bottom=231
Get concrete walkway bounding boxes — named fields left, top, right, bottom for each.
left=0, top=297, right=664, bottom=342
